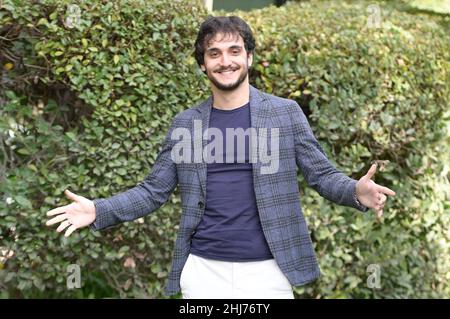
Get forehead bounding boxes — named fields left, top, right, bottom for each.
left=206, top=32, right=244, bottom=49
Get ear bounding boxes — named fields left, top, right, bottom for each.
left=200, top=64, right=206, bottom=72
left=247, top=52, right=253, bottom=67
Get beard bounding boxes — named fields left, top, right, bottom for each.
left=206, top=64, right=249, bottom=91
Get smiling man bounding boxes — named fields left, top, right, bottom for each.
left=201, top=34, right=250, bottom=92
left=46, top=16, right=396, bottom=299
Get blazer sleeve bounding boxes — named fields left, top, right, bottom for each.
left=90, top=117, right=179, bottom=231
left=289, top=101, right=368, bottom=212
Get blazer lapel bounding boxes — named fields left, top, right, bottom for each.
left=249, top=85, right=271, bottom=178
left=193, top=96, right=211, bottom=198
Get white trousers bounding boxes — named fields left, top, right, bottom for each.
left=180, top=253, right=295, bottom=299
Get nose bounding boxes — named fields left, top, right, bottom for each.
left=220, top=53, right=232, bottom=67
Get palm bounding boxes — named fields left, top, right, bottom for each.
left=356, top=163, right=396, bottom=217
left=46, top=190, right=96, bottom=237
left=63, top=200, right=96, bottom=228
left=356, top=177, right=379, bottom=207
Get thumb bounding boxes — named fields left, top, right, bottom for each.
left=64, top=189, right=80, bottom=202
left=365, top=163, right=377, bottom=180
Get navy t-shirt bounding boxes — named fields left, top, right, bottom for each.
left=189, top=102, right=274, bottom=261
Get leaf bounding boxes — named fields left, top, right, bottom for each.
left=65, top=132, right=76, bottom=141
left=15, top=195, right=32, bottom=209
left=49, top=11, right=58, bottom=20
left=17, top=148, right=31, bottom=155
left=37, top=18, right=49, bottom=26
left=4, top=63, right=14, bottom=70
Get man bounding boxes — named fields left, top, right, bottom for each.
left=46, top=16, right=395, bottom=299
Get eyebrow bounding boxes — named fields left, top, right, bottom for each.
left=206, top=45, right=243, bottom=53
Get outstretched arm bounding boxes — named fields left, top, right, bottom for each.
left=290, top=102, right=395, bottom=213
left=46, top=117, right=179, bottom=236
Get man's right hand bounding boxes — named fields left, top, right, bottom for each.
left=46, top=189, right=96, bottom=237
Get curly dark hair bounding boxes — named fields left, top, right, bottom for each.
left=194, top=16, right=256, bottom=67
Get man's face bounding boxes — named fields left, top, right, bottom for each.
left=200, top=32, right=253, bottom=91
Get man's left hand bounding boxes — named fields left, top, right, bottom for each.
left=356, top=163, right=396, bottom=218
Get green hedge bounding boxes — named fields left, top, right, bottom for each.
left=1, top=0, right=448, bottom=298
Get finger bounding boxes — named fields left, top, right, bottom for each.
left=377, top=185, right=396, bottom=196
left=64, top=189, right=80, bottom=202
left=377, top=194, right=387, bottom=205
left=57, top=220, right=71, bottom=233
left=46, top=213, right=67, bottom=226
left=65, top=225, right=77, bottom=237
left=47, top=206, right=67, bottom=217
left=365, top=163, right=377, bottom=179
left=374, top=207, right=383, bottom=217
left=376, top=209, right=383, bottom=218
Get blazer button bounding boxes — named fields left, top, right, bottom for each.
left=198, top=201, right=204, bottom=209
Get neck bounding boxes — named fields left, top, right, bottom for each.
left=211, top=81, right=250, bottom=110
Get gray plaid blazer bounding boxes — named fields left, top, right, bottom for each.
left=91, top=85, right=368, bottom=296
